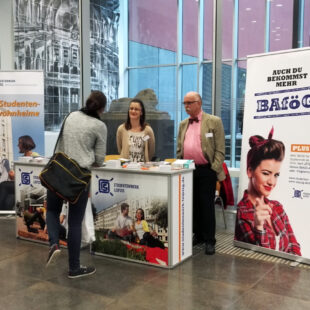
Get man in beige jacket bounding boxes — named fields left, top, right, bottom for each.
left=177, top=91, right=225, bottom=255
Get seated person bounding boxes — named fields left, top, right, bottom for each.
left=134, top=208, right=165, bottom=249
left=0, top=158, right=15, bottom=211
left=18, top=135, right=40, bottom=157
left=24, top=206, right=46, bottom=233
left=108, top=203, right=135, bottom=242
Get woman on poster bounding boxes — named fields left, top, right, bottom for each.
left=134, top=208, right=165, bottom=249
left=116, top=98, right=155, bottom=162
left=18, top=135, right=40, bottom=157
left=235, top=127, right=301, bottom=256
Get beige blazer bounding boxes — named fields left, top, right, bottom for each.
left=116, top=124, right=155, bottom=162
left=176, top=112, right=225, bottom=181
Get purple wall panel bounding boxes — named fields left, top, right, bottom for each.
left=269, top=0, right=294, bottom=52
left=238, top=0, right=265, bottom=58
left=182, top=0, right=198, bottom=57
left=203, top=0, right=213, bottom=60
left=303, top=0, right=310, bottom=46
left=129, top=0, right=177, bottom=52
left=222, top=0, right=233, bottom=59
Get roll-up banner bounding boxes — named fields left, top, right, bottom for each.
left=235, top=48, right=310, bottom=264
left=0, top=71, right=44, bottom=213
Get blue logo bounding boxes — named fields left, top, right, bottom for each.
left=19, top=169, right=34, bottom=187
left=292, top=188, right=303, bottom=199
left=95, top=175, right=113, bottom=196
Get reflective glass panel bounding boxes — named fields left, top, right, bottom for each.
left=203, top=0, right=213, bottom=60
left=222, top=0, right=233, bottom=59
left=129, top=0, right=177, bottom=66
left=269, top=0, right=294, bottom=52
left=128, top=67, right=176, bottom=159
left=181, top=64, right=198, bottom=120
left=236, top=60, right=247, bottom=166
left=238, top=0, right=265, bottom=58
left=182, top=0, right=199, bottom=62
left=201, top=63, right=213, bottom=114
left=303, top=0, right=310, bottom=46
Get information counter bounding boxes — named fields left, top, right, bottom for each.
left=14, top=161, right=193, bottom=268
left=91, top=166, right=193, bottom=268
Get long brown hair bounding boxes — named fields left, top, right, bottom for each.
left=124, top=98, right=147, bottom=130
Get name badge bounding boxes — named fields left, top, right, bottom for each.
left=143, top=135, right=150, bottom=141
left=205, top=133, right=213, bottom=138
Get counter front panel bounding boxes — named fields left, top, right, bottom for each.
left=91, top=167, right=193, bottom=268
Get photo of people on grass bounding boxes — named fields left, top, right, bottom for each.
left=91, top=171, right=169, bottom=266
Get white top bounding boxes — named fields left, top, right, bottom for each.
left=135, top=221, right=144, bottom=240
left=128, top=131, right=145, bottom=162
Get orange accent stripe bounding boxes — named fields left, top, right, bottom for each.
left=178, top=174, right=181, bottom=262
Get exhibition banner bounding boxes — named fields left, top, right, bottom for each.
left=91, top=169, right=169, bottom=266
left=0, top=71, right=45, bottom=159
left=14, top=162, right=62, bottom=246
left=15, top=161, right=92, bottom=246
left=235, top=48, right=310, bottom=262
left=0, top=71, right=45, bottom=212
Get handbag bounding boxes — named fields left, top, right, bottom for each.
left=39, top=113, right=91, bottom=204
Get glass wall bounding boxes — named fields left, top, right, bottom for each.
left=12, top=0, right=310, bottom=166
left=127, top=0, right=178, bottom=159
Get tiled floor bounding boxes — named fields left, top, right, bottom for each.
left=1, top=213, right=310, bottom=310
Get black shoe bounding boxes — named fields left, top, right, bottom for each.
left=205, top=243, right=215, bottom=255
left=46, top=244, right=61, bottom=267
left=68, top=266, right=96, bottom=279
left=193, top=234, right=203, bottom=246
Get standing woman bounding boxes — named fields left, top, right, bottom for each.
left=116, top=98, right=155, bottom=162
left=235, top=128, right=301, bottom=256
left=46, top=91, right=107, bottom=278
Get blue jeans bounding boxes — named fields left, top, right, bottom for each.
left=46, top=187, right=89, bottom=271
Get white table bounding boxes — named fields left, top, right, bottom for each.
left=90, top=166, right=193, bottom=268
